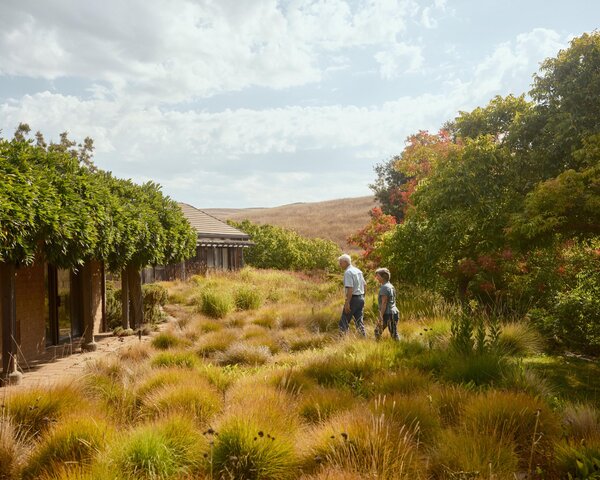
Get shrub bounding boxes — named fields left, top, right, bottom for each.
left=555, top=438, right=600, bottom=480
left=0, top=417, right=27, bottom=480
left=235, top=287, right=263, bottom=311
left=430, top=429, right=519, bottom=479
left=141, top=382, right=221, bottom=424
left=5, top=385, right=82, bottom=439
left=151, top=332, right=183, bottom=350
left=22, top=417, right=114, bottom=479
left=302, top=408, right=423, bottom=479
left=497, top=322, right=544, bottom=356
left=105, top=283, right=122, bottom=330
left=151, top=351, right=198, bottom=369
left=111, top=415, right=206, bottom=479
left=216, top=343, right=272, bottom=366
left=199, top=290, right=233, bottom=319
left=463, top=390, right=561, bottom=468
left=143, top=284, right=169, bottom=324
left=298, top=387, right=358, bottom=423
left=211, top=418, right=298, bottom=480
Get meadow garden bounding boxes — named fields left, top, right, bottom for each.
left=1, top=267, right=600, bottom=479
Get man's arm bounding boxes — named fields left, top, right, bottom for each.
left=344, top=286, right=353, bottom=313
left=379, top=295, right=388, bottom=323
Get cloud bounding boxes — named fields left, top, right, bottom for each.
left=375, top=43, right=425, bottom=78
left=0, top=0, right=424, bottom=103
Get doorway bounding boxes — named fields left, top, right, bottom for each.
left=45, top=265, right=84, bottom=346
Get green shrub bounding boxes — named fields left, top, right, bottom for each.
left=151, top=351, right=198, bottom=369
left=234, top=287, right=263, bottom=311
left=111, top=415, right=206, bottom=479
left=211, top=418, right=298, bottom=480
left=23, top=417, right=114, bottom=479
left=105, top=283, right=122, bottom=330
left=199, top=290, right=233, bottom=318
left=151, top=332, right=182, bottom=350
left=143, top=284, right=169, bottom=324
left=6, top=385, right=82, bottom=439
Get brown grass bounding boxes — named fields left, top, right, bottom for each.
left=205, top=195, right=376, bottom=251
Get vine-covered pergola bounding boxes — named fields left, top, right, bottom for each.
left=0, top=125, right=196, bottom=383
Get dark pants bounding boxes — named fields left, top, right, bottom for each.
left=339, top=295, right=366, bottom=337
left=375, top=312, right=399, bottom=340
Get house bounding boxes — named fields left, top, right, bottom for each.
left=141, top=203, right=253, bottom=282
left=0, top=260, right=106, bottom=384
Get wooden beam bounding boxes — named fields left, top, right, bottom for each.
left=1, top=262, right=22, bottom=385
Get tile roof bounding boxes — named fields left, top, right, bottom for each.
left=178, top=203, right=251, bottom=239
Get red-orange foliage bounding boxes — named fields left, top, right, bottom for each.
left=348, top=207, right=397, bottom=265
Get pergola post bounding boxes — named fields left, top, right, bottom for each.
left=121, top=269, right=130, bottom=329
left=81, top=262, right=97, bottom=352
left=0, top=262, right=22, bottom=385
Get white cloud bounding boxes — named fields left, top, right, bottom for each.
left=375, top=43, right=425, bottom=78
left=0, top=0, right=424, bottom=103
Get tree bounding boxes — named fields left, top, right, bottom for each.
left=348, top=207, right=396, bottom=267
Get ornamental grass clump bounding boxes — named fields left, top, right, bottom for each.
left=110, top=415, right=206, bottom=479
left=0, top=417, right=28, bottom=480
left=368, top=368, right=431, bottom=397
left=151, top=332, right=184, bottom=350
left=235, top=286, right=263, bottom=311
left=5, top=384, right=83, bottom=439
left=298, top=387, right=358, bottom=423
left=463, top=390, right=561, bottom=468
left=497, top=321, right=544, bottom=356
left=210, top=418, right=299, bottom=480
left=198, top=290, right=233, bottom=318
left=196, top=329, right=238, bottom=356
left=562, top=403, right=600, bottom=440
left=151, top=351, right=198, bottom=369
left=22, top=417, right=114, bottom=479
left=429, top=429, right=519, bottom=480
left=302, top=407, right=423, bottom=479
left=216, top=342, right=272, bottom=366
left=141, top=380, right=222, bottom=424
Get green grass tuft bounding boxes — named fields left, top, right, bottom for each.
left=198, top=290, right=234, bottom=318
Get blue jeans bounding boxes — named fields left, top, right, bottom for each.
left=339, top=295, right=366, bottom=337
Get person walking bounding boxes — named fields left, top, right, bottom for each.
left=374, top=267, right=400, bottom=341
left=338, top=254, right=366, bottom=337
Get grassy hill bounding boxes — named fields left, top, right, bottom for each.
left=205, top=195, right=376, bottom=252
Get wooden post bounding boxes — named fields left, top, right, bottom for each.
left=1, top=262, right=22, bottom=385
left=126, top=264, right=143, bottom=330
left=121, top=269, right=130, bottom=329
left=81, top=262, right=97, bottom=352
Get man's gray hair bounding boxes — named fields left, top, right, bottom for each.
left=338, top=254, right=352, bottom=265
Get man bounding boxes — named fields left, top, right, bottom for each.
left=338, top=254, right=366, bottom=337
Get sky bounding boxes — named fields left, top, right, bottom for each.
left=1, top=1, right=598, bottom=208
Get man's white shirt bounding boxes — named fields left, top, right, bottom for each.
left=344, top=265, right=365, bottom=295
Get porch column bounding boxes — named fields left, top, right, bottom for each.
left=81, top=262, right=97, bottom=352
left=121, top=269, right=130, bottom=329
left=0, top=262, right=22, bottom=385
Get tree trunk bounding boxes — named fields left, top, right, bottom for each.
left=81, top=262, right=98, bottom=351
left=0, top=262, right=21, bottom=385
left=121, top=269, right=130, bottom=329
left=126, top=264, right=143, bottom=329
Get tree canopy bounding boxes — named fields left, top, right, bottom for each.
left=0, top=125, right=196, bottom=270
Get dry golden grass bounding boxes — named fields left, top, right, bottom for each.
left=205, top=195, right=376, bottom=251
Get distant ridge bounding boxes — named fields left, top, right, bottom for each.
left=204, top=196, right=376, bottom=252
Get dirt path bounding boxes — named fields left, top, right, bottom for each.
left=4, top=333, right=154, bottom=391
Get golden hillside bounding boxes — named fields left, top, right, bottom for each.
left=205, top=196, right=376, bottom=252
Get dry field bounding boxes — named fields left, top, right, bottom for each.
left=205, top=196, right=376, bottom=252
left=2, top=268, right=599, bottom=479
